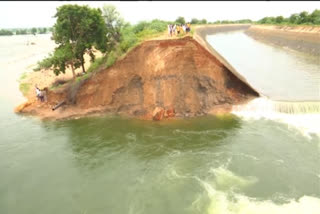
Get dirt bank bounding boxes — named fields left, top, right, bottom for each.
left=193, top=24, right=258, bottom=96
left=245, top=25, right=320, bottom=55
left=16, top=36, right=258, bottom=120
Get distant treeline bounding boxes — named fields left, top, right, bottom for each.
left=209, top=9, right=320, bottom=25
left=0, top=27, right=53, bottom=36
left=257, top=9, right=320, bottom=25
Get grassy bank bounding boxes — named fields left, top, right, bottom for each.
left=19, top=83, right=31, bottom=97
left=72, top=19, right=171, bottom=84
left=18, top=72, right=31, bottom=96
left=19, top=17, right=197, bottom=96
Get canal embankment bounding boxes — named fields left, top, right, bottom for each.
left=15, top=35, right=259, bottom=120
left=245, top=25, right=320, bottom=55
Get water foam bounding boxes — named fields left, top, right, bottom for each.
left=232, top=97, right=320, bottom=138
left=197, top=176, right=320, bottom=214
left=210, top=167, right=258, bottom=191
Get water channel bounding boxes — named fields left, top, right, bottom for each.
left=0, top=32, right=319, bottom=214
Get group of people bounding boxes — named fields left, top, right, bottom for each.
left=168, top=23, right=191, bottom=37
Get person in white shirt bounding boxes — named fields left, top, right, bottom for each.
left=35, top=85, right=44, bottom=102
left=182, top=24, right=186, bottom=33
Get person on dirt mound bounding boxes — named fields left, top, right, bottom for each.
left=168, top=24, right=173, bottom=37
left=172, top=24, right=177, bottom=36
left=35, top=85, right=45, bottom=102
left=177, top=25, right=181, bottom=35
left=186, top=22, right=191, bottom=33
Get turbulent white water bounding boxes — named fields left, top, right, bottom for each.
left=232, top=97, right=320, bottom=138
left=169, top=165, right=320, bottom=214
left=201, top=178, right=320, bottom=214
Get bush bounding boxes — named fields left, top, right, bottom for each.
left=106, top=51, right=117, bottom=67
left=19, top=83, right=31, bottom=96
left=86, top=57, right=105, bottom=73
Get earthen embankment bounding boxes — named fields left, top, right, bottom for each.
left=245, top=25, right=320, bottom=55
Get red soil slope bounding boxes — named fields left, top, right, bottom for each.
left=16, top=37, right=258, bottom=120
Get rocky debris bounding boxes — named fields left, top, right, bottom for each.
left=152, top=107, right=165, bottom=121
left=152, top=107, right=176, bottom=121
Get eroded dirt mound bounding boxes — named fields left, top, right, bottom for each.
left=17, top=37, right=258, bottom=120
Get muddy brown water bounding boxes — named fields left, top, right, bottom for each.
left=0, top=33, right=320, bottom=214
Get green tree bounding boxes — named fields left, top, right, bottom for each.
left=102, top=4, right=124, bottom=52
left=200, top=19, right=207, bottom=24
left=298, top=11, right=309, bottom=24
left=38, top=27, right=47, bottom=34
left=44, top=4, right=107, bottom=78
left=289, top=13, right=300, bottom=24
left=275, top=16, right=284, bottom=24
left=16, top=29, right=28, bottom=35
left=0, top=29, right=13, bottom=36
left=191, top=18, right=199, bottom=24
left=31, top=27, right=37, bottom=35
left=175, top=16, right=185, bottom=25
left=310, top=9, right=320, bottom=24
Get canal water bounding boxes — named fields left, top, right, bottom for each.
left=206, top=30, right=320, bottom=101
left=0, top=33, right=319, bottom=214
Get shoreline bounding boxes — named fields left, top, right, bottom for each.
left=15, top=35, right=259, bottom=121
left=15, top=24, right=320, bottom=121
left=245, top=25, right=320, bottom=55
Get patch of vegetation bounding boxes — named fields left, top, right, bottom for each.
left=19, top=83, right=31, bottom=96
left=19, top=72, right=28, bottom=81
left=0, top=29, right=13, bottom=36
left=210, top=9, right=320, bottom=26
left=257, top=9, right=320, bottom=25
left=77, top=18, right=170, bottom=83
left=34, top=4, right=196, bottom=89
left=191, top=18, right=208, bottom=25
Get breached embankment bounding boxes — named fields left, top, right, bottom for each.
left=193, top=24, right=258, bottom=95
left=245, top=25, right=320, bottom=55
left=15, top=34, right=259, bottom=120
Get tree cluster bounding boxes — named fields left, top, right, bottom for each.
left=258, top=9, right=320, bottom=25
left=0, top=29, right=13, bottom=36
left=37, top=4, right=125, bottom=79
left=190, top=18, right=208, bottom=25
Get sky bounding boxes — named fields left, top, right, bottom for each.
left=0, top=1, right=320, bottom=29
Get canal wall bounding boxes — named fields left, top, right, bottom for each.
left=193, top=24, right=260, bottom=96
left=245, top=25, right=320, bottom=55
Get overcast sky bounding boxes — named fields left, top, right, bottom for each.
left=0, top=1, right=320, bottom=29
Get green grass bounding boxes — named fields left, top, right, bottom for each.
left=44, top=20, right=172, bottom=87
left=19, top=72, right=28, bottom=81
left=19, top=83, right=31, bottom=96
